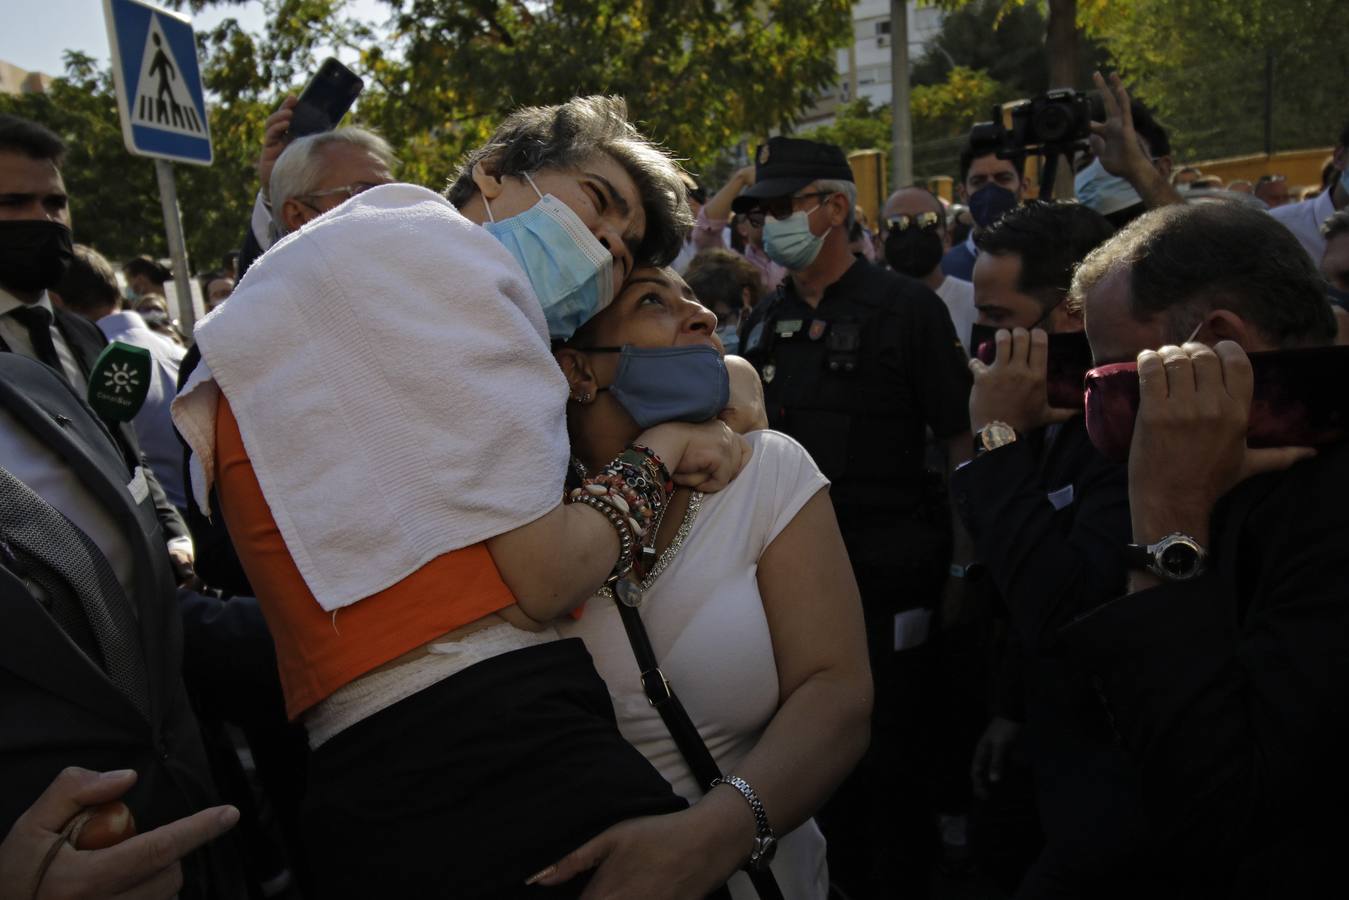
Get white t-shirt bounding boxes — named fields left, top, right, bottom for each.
left=936, top=275, right=976, bottom=354
left=559, top=429, right=831, bottom=900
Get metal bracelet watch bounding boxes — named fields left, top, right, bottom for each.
left=1123, top=532, right=1209, bottom=582
left=711, top=775, right=777, bottom=871
left=974, top=420, right=1018, bottom=456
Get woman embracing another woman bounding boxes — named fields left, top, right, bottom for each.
left=532, top=267, right=873, bottom=900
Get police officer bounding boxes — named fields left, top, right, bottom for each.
left=735, top=137, right=973, bottom=897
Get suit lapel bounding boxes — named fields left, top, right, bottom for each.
left=0, top=372, right=162, bottom=726
left=0, top=566, right=145, bottom=729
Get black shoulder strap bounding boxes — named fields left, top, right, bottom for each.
left=614, top=596, right=785, bottom=900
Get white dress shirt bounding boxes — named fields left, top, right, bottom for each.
left=98, top=310, right=188, bottom=512
left=936, top=275, right=977, bottom=354
left=0, top=405, right=137, bottom=601
left=0, top=287, right=90, bottom=392
left=1269, top=188, right=1337, bottom=265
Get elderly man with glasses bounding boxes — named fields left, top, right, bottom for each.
left=734, top=135, right=974, bottom=898
left=267, top=128, right=396, bottom=239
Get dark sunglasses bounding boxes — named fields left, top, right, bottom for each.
left=884, top=212, right=941, bottom=233
left=760, top=190, right=835, bottom=221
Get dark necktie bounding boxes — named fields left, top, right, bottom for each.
left=8, top=304, right=64, bottom=376
left=0, top=465, right=150, bottom=719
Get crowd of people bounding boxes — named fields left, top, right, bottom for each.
left=0, top=61, right=1346, bottom=900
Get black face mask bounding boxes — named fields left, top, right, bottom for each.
left=968, top=305, right=1057, bottom=360
left=0, top=220, right=74, bottom=293
left=884, top=227, right=945, bottom=279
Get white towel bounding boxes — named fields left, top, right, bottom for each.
left=172, top=183, right=569, bottom=612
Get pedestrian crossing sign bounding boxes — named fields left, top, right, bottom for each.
left=103, top=0, right=213, bottom=165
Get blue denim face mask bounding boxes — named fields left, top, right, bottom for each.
left=579, top=344, right=729, bottom=428
left=483, top=173, right=616, bottom=340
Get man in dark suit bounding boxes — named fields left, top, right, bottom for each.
left=1063, top=201, right=1349, bottom=897
left=949, top=201, right=1153, bottom=897
left=0, top=353, right=244, bottom=898
left=0, top=114, right=192, bottom=574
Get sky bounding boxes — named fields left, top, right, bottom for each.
left=1, top=0, right=385, bottom=77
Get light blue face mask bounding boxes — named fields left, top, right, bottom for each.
left=763, top=201, right=830, bottom=270
left=579, top=344, right=729, bottom=428
left=1074, top=157, right=1143, bottom=217
left=716, top=323, right=740, bottom=355
left=483, top=173, right=616, bottom=340
left=1339, top=164, right=1349, bottom=196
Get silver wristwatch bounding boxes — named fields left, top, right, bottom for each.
left=712, top=775, right=777, bottom=871
left=1124, top=532, right=1208, bottom=582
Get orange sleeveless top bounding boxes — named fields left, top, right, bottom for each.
left=213, top=397, right=517, bottom=719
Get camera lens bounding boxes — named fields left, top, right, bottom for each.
left=1036, top=105, right=1072, bottom=144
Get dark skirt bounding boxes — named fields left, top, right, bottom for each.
left=302, top=637, right=689, bottom=898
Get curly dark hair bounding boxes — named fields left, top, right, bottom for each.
left=974, top=200, right=1115, bottom=310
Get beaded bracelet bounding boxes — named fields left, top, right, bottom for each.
left=627, top=443, right=673, bottom=493
left=570, top=492, right=639, bottom=581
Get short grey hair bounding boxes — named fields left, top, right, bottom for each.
left=269, top=128, right=396, bottom=233
left=816, top=179, right=857, bottom=229
left=445, top=96, right=692, bottom=268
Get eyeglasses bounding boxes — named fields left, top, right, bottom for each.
left=761, top=191, right=835, bottom=221
left=885, top=212, right=941, bottom=233
left=297, top=181, right=384, bottom=205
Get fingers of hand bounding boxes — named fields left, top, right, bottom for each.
left=1213, top=340, right=1254, bottom=406
left=89, top=806, right=236, bottom=891
left=527, top=837, right=608, bottom=887
left=1157, top=344, right=1197, bottom=397
left=1136, top=349, right=1167, bottom=405
left=1028, top=328, right=1049, bottom=374
left=968, top=358, right=989, bottom=377
left=1009, top=327, right=1031, bottom=366
left=993, top=328, right=1012, bottom=366
left=1242, top=446, right=1316, bottom=481
left=1094, top=70, right=1120, bottom=118
left=1110, top=73, right=1134, bottom=126
left=25, top=769, right=137, bottom=834
left=1182, top=341, right=1224, bottom=396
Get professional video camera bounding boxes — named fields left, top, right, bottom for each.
left=969, top=89, right=1092, bottom=199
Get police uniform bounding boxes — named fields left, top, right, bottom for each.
left=741, top=256, right=971, bottom=609
left=733, top=135, right=974, bottom=895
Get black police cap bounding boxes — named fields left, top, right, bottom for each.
left=732, top=137, right=854, bottom=214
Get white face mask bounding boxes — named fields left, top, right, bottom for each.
left=482, top=173, right=616, bottom=340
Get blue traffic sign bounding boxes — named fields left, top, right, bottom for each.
left=103, top=0, right=213, bottom=165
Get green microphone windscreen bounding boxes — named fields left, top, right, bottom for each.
left=88, top=341, right=151, bottom=422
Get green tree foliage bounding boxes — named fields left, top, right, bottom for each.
left=362, top=0, right=852, bottom=186
left=1087, top=0, right=1348, bottom=161
left=0, top=49, right=267, bottom=268
left=802, top=66, right=1006, bottom=179
left=915, top=0, right=1105, bottom=95
left=3, top=0, right=852, bottom=270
